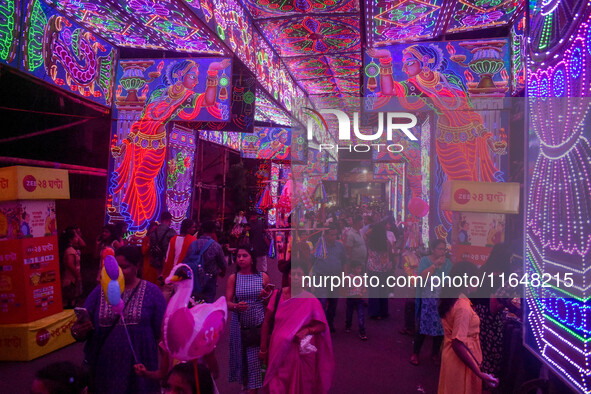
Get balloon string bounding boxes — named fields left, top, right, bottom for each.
left=120, top=314, right=139, bottom=364
left=193, top=359, right=201, bottom=394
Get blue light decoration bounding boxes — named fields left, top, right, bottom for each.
left=365, top=39, right=510, bottom=241
left=0, top=0, right=118, bottom=106
left=525, top=6, right=591, bottom=393
left=106, top=57, right=232, bottom=233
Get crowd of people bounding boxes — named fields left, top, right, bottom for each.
left=45, top=204, right=524, bottom=393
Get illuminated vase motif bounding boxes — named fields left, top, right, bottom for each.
left=116, top=60, right=161, bottom=106
left=166, top=124, right=197, bottom=232
left=449, top=40, right=508, bottom=96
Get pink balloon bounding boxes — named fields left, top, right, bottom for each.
left=112, top=300, right=125, bottom=314
left=409, top=197, right=429, bottom=217
left=104, top=255, right=120, bottom=280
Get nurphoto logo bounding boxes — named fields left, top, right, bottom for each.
left=303, top=108, right=419, bottom=153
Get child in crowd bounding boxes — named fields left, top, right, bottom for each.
left=345, top=261, right=368, bottom=340
left=31, top=361, right=88, bottom=394
left=162, top=362, right=216, bottom=394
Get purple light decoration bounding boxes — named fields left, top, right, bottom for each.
left=525, top=9, right=591, bottom=394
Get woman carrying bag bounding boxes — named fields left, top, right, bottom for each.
left=226, top=245, right=273, bottom=394
left=71, top=246, right=166, bottom=393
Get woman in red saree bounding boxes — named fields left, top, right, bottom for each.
left=367, top=45, right=505, bottom=226
left=259, top=264, right=334, bottom=394
left=113, top=59, right=230, bottom=232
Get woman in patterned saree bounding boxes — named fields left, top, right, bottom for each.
left=71, top=246, right=166, bottom=393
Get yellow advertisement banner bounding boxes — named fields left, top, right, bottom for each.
left=0, top=309, right=75, bottom=361
left=0, top=166, right=70, bottom=201
left=442, top=180, right=520, bottom=214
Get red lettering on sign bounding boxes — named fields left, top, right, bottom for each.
left=23, top=175, right=37, bottom=192
left=454, top=188, right=471, bottom=205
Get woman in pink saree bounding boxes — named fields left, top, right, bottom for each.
left=259, top=264, right=334, bottom=394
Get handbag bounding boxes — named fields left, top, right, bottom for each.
left=240, top=325, right=262, bottom=348
left=84, top=282, right=142, bottom=368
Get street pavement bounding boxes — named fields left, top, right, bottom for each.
left=0, top=259, right=440, bottom=393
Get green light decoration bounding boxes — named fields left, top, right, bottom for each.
left=365, top=61, right=380, bottom=77
left=120, top=77, right=146, bottom=91
left=24, top=0, right=47, bottom=72
left=97, top=49, right=117, bottom=105
left=219, top=75, right=229, bottom=87
left=0, top=0, right=17, bottom=62
left=243, top=91, right=255, bottom=104
left=539, top=13, right=553, bottom=50
left=217, top=25, right=225, bottom=40
left=468, top=58, right=504, bottom=75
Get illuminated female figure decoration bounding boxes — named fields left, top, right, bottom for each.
left=259, top=128, right=290, bottom=160
left=113, top=59, right=231, bottom=231
left=368, top=45, right=505, bottom=226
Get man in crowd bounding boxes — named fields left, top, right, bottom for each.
left=183, top=220, right=227, bottom=303
left=312, top=225, right=347, bottom=333
left=149, top=212, right=177, bottom=279
left=246, top=212, right=269, bottom=272
left=345, top=215, right=367, bottom=270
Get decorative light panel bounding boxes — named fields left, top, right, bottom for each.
left=366, top=0, right=444, bottom=47
left=106, top=57, right=232, bottom=233
left=364, top=39, right=509, bottom=241
left=254, top=31, right=284, bottom=100
left=164, top=124, right=197, bottom=233
left=300, top=78, right=359, bottom=95
left=255, top=88, right=292, bottom=126
left=223, top=131, right=242, bottom=151
left=529, top=0, right=587, bottom=63
left=284, top=53, right=361, bottom=80
left=445, top=0, right=523, bottom=35
left=0, top=0, right=21, bottom=68
left=44, top=0, right=227, bottom=54
left=242, top=127, right=292, bottom=161
left=510, top=11, right=525, bottom=95
left=259, top=16, right=361, bottom=57
left=525, top=7, right=591, bottom=394
left=186, top=0, right=256, bottom=70
left=242, top=0, right=359, bottom=19
left=5, top=0, right=118, bottom=107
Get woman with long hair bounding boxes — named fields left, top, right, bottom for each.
left=59, top=227, right=82, bottom=308
left=438, top=261, right=499, bottom=394
left=95, top=224, right=120, bottom=282
left=141, top=221, right=160, bottom=285
left=226, top=245, right=272, bottom=393
left=112, top=59, right=230, bottom=232
left=472, top=243, right=513, bottom=378
left=410, top=238, right=452, bottom=366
